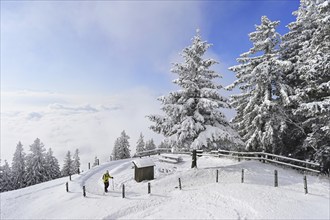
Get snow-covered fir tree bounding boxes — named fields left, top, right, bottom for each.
left=136, top=133, right=146, bottom=154
left=0, top=160, right=14, bottom=192
left=11, top=141, right=26, bottom=189
left=148, top=30, right=242, bottom=151
left=227, top=16, right=295, bottom=154
left=25, top=138, right=48, bottom=186
left=112, top=139, right=119, bottom=160
left=145, top=139, right=156, bottom=151
left=72, top=149, right=80, bottom=174
left=45, top=148, right=61, bottom=180
left=61, top=151, right=74, bottom=176
left=112, top=130, right=131, bottom=160
left=281, top=0, right=330, bottom=165
left=158, top=139, right=172, bottom=151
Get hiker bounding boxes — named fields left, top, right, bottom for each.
left=102, top=170, right=114, bottom=193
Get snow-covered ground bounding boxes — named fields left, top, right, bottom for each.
left=1, top=155, right=329, bottom=219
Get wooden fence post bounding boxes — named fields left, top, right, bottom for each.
left=216, top=170, right=219, bottom=183
left=148, top=182, right=151, bottom=194
left=69, top=175, right=71, bottom=181
left=241, top=169, right=244, bottom=183
left=83, top=186, right=86, bottom=197
left=304, top=176, right=308, bottom=194
left=179, top=178, right=182, bottom=190
left=122, top=184, right=125, bottom=198
left=274, top=170, right=278, bottom=187
left=88, top=163, right=90, bottom=170
left=66, top=182, right=69, bottom=192
left=262, top=150, right=265, bottom=163
left=191, top=150, right=197, bottom=168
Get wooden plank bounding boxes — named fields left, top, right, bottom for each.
left=264, top=158, right=320, bottom=173
left=159, top=158, right=178, bottom=164
left=218, top=150, right=320, bottom=167
left=162, top=154, right=181, bottom=161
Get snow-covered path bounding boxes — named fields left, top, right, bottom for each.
left=1, top=155, right=329, bottom=219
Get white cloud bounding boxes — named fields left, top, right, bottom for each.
left=1, top=88, right=163, bottom=170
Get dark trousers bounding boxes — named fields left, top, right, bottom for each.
left=104, top=182, right=109, bottom=192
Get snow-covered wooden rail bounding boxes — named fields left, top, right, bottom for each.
left=206, top=150, right=321, bottom=173
left=136, top=148, right=321, bottom=173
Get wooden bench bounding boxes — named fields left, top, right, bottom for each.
left=159, top=154, right=182, bottom=164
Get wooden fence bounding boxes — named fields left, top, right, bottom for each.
left=136, top=148, right=322, bottom=174
left=207, top=149, right=321, bottom=174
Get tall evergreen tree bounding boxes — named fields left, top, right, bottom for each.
left=227, top=16, right=295, bottom=154
left=158, top=139, right=172, bottom=151
left=148, top=30, right=242, bottom=151
left=281, top=0, right=330, bottom=164
left=25, top=138, right=48, bottom=186
left=11, top=141, right=26, bottom=189
left=145, top=139, right=156, bottom=151
left=136, top=133, right=146, bottom=154
left=72, top=149, right=80, bottom=174
left=112, top=139, right=119, bottom=160
left=61, top=151, right=73, bottom=176
left=0, top=160, right=14, bottom=192
left=45, top=148, right=61, bottom=180
left=112, top=130, right=131, bottom=160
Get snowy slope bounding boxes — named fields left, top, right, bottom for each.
left=1, top=155, right=329, bottom=219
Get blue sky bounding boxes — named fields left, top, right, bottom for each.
left=1, top=0, right=300, bottom=167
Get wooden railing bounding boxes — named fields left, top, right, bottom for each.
left=135, top=148, right=321, bottom=174
left=207, top=149, right=321, bottom=173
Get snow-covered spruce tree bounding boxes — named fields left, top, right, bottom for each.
left=72, top=149, right=80, bottom=174
left=0, top=160, right=14, bottom=192
left=45, top=148, right=61, bottom=180
left=61, top=151, right=74, bottom=176
left=145, top=139, right=156, bottom=151
left=25, top=138, right=48, bottom=186
left=148, top=30, right=242, bottom=151
left=11, top=141, right=26, bottom=189
left=281, top=0, right=330, bottom=165
left=135, top=133, right=146, bottom=154
left=158, top=139, right=172, bottom=151
left=112, top=130, right=131, bottom=160
left=112, top=139, right=119, bottom=160
left=227, top=16, right=295, bottom=154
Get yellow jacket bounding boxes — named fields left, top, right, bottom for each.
left=102, top=173, right=112, bottom=183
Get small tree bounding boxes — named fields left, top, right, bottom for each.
left=112, top=139, right=119, bottom=160
left=0, top=160, right=14, bottom=192
left=25, top=138, right=48, bottom=186
left=11, top=141, right=26, bottom=189
left=61, top=151, right=73, bottom=177
left=72, top=149, right=80, bottom=174
left=145, top=139, right=156, bottom=151
left=158, top=139, right=171, bottom=149
left=112, top=130, right=131, bottom=160
left=136, top=133, right=146, bottom=154
left=45, top=148, right=61, bottom=180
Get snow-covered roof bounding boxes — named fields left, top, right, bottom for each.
left=132, top=158, right=155, bottom=168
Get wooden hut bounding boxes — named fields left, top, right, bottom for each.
left=132, top=158, right=155, bottom=182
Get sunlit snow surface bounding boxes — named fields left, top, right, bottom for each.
left=1, top=155, right=329, bottom=219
